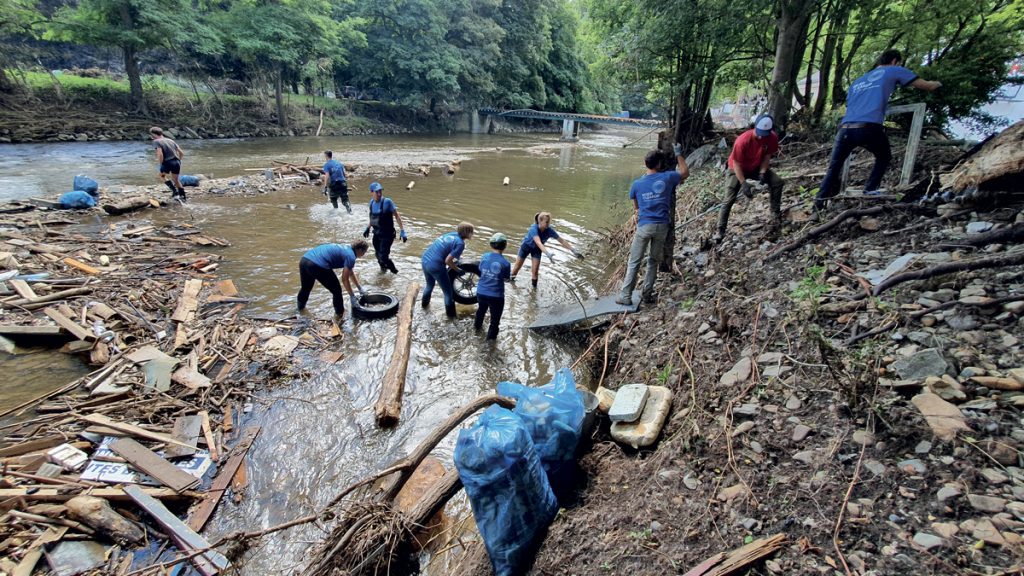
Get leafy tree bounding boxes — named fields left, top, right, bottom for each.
left=0, top=0, right=42, bottom=90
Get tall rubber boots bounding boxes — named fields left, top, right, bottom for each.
left=445, top=303, right=456, bottom=318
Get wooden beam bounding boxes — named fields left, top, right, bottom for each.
left=375, top=282, right=419, bottom=427
left=0, top=487, right=194, bottom=502
left=124, top=485, right=231, bottom=575
left=171, top=279, right=203, bottom=323
left=0, top=435, right=67, bottom=458
left=43, top=308, right=93, bottom=341
left=8, top=279, right=37, bottom=300
left=186, top=426, right=260, bottom=532
left=109, top=438, right=200, bottom=493
left=1, top=287, right=94, bottom=310
left=78, top=413, right=194, bottom=449
left=63, top=257, right=101, bottom=275
left=0, top=325, right=64, bottom=337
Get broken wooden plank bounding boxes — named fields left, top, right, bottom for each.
left=8, top=278, right=38, bottom=300
left=199, top=411, right=219, bottom=462
left=215, top=279, right=237, bottom=297
left=186, top=426, right=260, bottom=532
left=171, top=279, right=203, bottom=322
left=164, top=415, right=203, bottom=459
left=0, top=325, right=64, bottom=337
left=43, top=308, right=93, bottom=341
left=0, top=487, right=193, bottom=502
left=109, top=438, right=200, bottom=493
left=0, top=435, right=68, bottom=458
left=63, top=257, right=101, bottom=275
left=124, top=484, right=231, bottom=575
left=683, top=533, right=787, bottom=576
left=2, top=287, right=94, bottom=310
left=78, top=414, right=194, bottom=450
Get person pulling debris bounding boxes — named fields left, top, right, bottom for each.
left=476, top=233, right=512, bottom=340
left=509, top=212, right=583, bottom=289
left=421, top=222, right=474, bottom=318
left=715, top=114, right=785, bottom=241
left=150, top=127, right=186, bottom=202
left=615, top=145, right=689, bottom=306
left=813, top=49, right=942, bottom=214
left=296, top=240, right=369, bottom=324
left=362, top=181, right=406, bottom=274
left=322, top=149, right=351, bottom=213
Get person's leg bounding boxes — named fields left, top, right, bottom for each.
left=421, top=266, right=435, bottom=307
left=641, top=224, right=668, bottom=301
left=380, top=234, right=397, bottom=273
left=861, top=125, right=892, bottom=192
left=766, top=169, right=785, bottom=223
left=474, top=294, right=490, bottom=330
left=530, top=256, right=541, bottom=289
left=160, top=168, right=176, bottom=195
left=814, top=128, right=855, bottom=209
left=617, top=225, right=651, bottom=304
left=328, top=182, right=340, bottom=209
left=716, top=174, right=742, bottom=237
left=510, top=255, right=525, bottom=279
left=487, top=296, right=505, bottom=340
left=436, top=269, right=457, bottom=317
left=372, top=233, right=386, bottom=272
left=313, top=265, right=345, bottom=316
left=340, top=183, right=352, bottom=213
left=296, top=258, right=317, bottom=311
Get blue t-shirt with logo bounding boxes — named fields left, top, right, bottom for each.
left=476, top=252, right=511, bottom=298
left=520, top=223, right=560, bottom=249
left=323, top=159, right=346, bottom=183
left=843, top=66, right=918, bottom=124
left=421, top=231, right=465, bottom=270
left=303, top=243, right=355, bottom=270
left=630, top=171, right=682, bottom=226
left=370, top=198, right=396, bottom=215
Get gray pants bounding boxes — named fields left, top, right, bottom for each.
left=619, top=223, right=669, bottom=299
left=717, top=170, right=785, bottom=235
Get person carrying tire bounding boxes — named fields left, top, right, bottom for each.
left=362, top=181, right=406, bottom=274
left=475, top=233, right=511, bottom=340
left=296, top=240, right=368, bottom=324
left=150, top=127, right=186, bottom=202
left=509, top=212, right=582, bottom=289
left=322, top=150, right=351, bottom=213
left=421, top=222, right=474, bottom=318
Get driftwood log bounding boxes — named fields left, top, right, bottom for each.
left=375, top=282, right=420, bottom=427
left=940, top=222, right=1024, bottom=250
left=103, top=196, right=156, bottom=216
left=873, top=250, right=1024, bottom=296
left=942, top=120, right=1024, bottom=192
left=768, top=206, right=891, bottom=259
left=66, top=495, right=145, bottom=544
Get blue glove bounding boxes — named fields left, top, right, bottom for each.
left=572, top=249, right=584, bottom=260
left=545, top=252, right=554, bottom=264
left=400, top=229, right=407, bottom=242
left=672, top=143, right=683, bottom=156
left=362, top=226, right=370, bottom=238
left=350, top=295, right=358, bottom=308
left=358, top=287, right=367, bottom=298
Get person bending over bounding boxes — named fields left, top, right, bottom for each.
left=509, top=211, right=582, bottom=289
left=296, top=241, right=368, bottom=324
left=421, top=222, right=474, bottom=318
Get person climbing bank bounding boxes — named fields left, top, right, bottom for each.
left=814, top=49, right=941, bottom=213
left=616, top=144, right=689, bottom=306
left=715, top=114, right=785, bottom=241
left=296, top=241, right=368, bottom=324
left=150, top=127, right=186, bottom=202
left=509, top=212, right=582, bottom=289
left=322, top=150, right=351, bottom=213
left=421, top=222, right=474, bottom=318
left=475, top=233, right=511, bottom=340
left=362, top=181, right=406, bottom=274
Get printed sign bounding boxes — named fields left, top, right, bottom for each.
left=80, top=437, right=212, bottom=485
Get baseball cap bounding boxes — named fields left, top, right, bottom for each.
left=755, top=115, right=774, bottom=137
left=369, top=181, right=383, bottom=193
left=489, top=232, right=508, bottom=248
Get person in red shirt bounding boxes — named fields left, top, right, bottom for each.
left=715, top=114, right=785, bottom=241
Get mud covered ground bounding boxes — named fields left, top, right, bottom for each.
left=529, top=136, right=1024, bottom=575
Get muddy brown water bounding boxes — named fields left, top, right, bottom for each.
left=1, top=130, right=656, bottom=573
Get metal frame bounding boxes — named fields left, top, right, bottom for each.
left=840, top=102, right=926, bottom=192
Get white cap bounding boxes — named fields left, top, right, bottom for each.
left=755, top=115, right=774, bottom=137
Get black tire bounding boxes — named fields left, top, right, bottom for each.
left=449, top=261, right=481, bottom=305
left=352, top=291, right=400, bottom=320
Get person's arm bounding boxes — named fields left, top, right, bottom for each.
left=911, top=78, right=942, bottom=92
left=175, top=144, right=184, bottom=160
left=445, top=254, right=460, bottom=271
left=155, top=146, right=164, bottom=164
left=393, top=208, right=404, bottom=231
left=341, top=268, right=361, bottom=296
left=673, top=142, right=690, bottom=181
left=758, top=155, right=772, bottom=178
left=632, top=198, right=639, bottom=213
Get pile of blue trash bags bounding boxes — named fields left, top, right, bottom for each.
left=454, top=368, right=585, bottom=576
left=59, top=174, right=99, bottom=209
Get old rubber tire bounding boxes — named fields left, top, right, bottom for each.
left=449, top=261, right=480, bottom=305
left=352, top=291, right=400, bottom=320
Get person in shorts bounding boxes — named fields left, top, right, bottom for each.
left=509, top=212, right=582, bottom=289
left=150, top=127, right=186, bottom=201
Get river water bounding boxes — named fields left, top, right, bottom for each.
left=1, top=130, right=655, bottom=573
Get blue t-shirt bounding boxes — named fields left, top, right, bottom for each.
left=421, top=232, right=465, bottom=270
left=520, top=223, right=560, bottom=249
left=370, top=198, right=397, bottom=215
left=476, top=252, right=511, bottom=298
left=630, top=171, right=682, bottom=226
left=843, top=66, right=918, bottom=124
left=303, top=243, right=355, bottom=270
left=323, top=159, right=346, bottom=183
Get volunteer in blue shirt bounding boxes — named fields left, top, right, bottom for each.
left=362, top=181, right=407, bottom=274
left=322, top=150, right=351, bottom=213
left=421, top=222, right=475, bottom=317
left=616, top=144, right=690, bottom=306
left=509, top=212, right=583, bottom=289
left=475, top=233, right=512, bottom=340
left=814, top=50, right=941, bottom=212
left=296, top=241, right=368, bottom=323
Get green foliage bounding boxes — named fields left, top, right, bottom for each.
left=790, top=264, right=829, bottom=303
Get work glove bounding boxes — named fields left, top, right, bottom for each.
left=545, top=252, right=554, bottom=264
left=572, top=249, right=584, bottom=260
left=322, top=187, right=328, bottom=197
left=740, top=182, right=753, bottom=199
left=358, top=287, right=367, bottom=298
left=362, top=226, right=370, bottom=238
left=349, top=295, right=358, bottom=308
left=400, top=230, right=407, bottom=242
left=758, top=172, right=768, bottom=185
left=672, top=142, right=683, bottom=156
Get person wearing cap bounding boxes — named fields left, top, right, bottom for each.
left=475, top=233, right=511, bottom=340
left=814, top=50, right=941, bottom=212
left=715, top=114, right=784, bottom=241
left=615, top=144, right=689, bottom=306
left=322, top=150, right=351, bottom=213
left=362, top=181, right=406, bottom=274
left=509, top=212, right=583, bottom=289
left=296, top=240, right=368, bottom=324
left=421, top=222, right=474, bottom=318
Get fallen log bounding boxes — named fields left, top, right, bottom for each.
left=941, top=119, right=1024, bottom=192
left=940, top=222, right=1024, bottom=249
left=873, top=250, right=1024, bottom=296
left=769, top=206, right=889, bottom=259
left=375, top=282, right=420, bottom=427
left=103, top=196, right=156, bottom=216
left=66, top=495, right=145, bottom=544
left=682, top=533, right=787, bottom=576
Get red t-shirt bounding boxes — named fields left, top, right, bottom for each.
left=727, top=129, right=779, bottom=175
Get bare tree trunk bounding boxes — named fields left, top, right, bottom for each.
left=767, top=0, right=814, bottom=128
left=812, top=9, right=842, bottom=125
left=123, top=46, right=148, bottom=115
left=275, top=68, right=286, bottom=127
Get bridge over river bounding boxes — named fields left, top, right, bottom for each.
left=475, top=108, right=664, bottom=141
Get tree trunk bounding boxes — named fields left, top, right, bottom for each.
left=812, top=11, right=842, bottom=125
left=767, top=0, right=814, bottom=128
left=118, top=3, right=147, bottom=115
left=275, top=68, right=286, bottom=127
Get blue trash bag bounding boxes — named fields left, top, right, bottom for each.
left=496, top=368, right=585, bottom=482
left=58, top=190, right=97, bottom=209
left=178, top=175, right=200, bottom=187
left=73, top=175, right=98, bottom=196
left=454, top=405, right=558, bottom=576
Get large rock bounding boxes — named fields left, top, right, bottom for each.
left=892, top=348, right=948, bottom=380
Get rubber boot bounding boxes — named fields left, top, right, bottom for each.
left=176, top=188, right=187, bottom=202
left=387, top=261, right=398, bottom=274
left=421, top=294, right=430, bottom=308
left=445, top=303, right=456, bottom=318
left=531, top=278, right=538, bottom=290
left=164, top=181, right=177, bottom=195
left=343, top=200, right=352, bottom=214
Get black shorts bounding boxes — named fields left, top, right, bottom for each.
left=160, top=158, right=181, bottom=175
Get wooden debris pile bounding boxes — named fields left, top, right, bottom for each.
left=0, top=219, right=314, bottom=575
